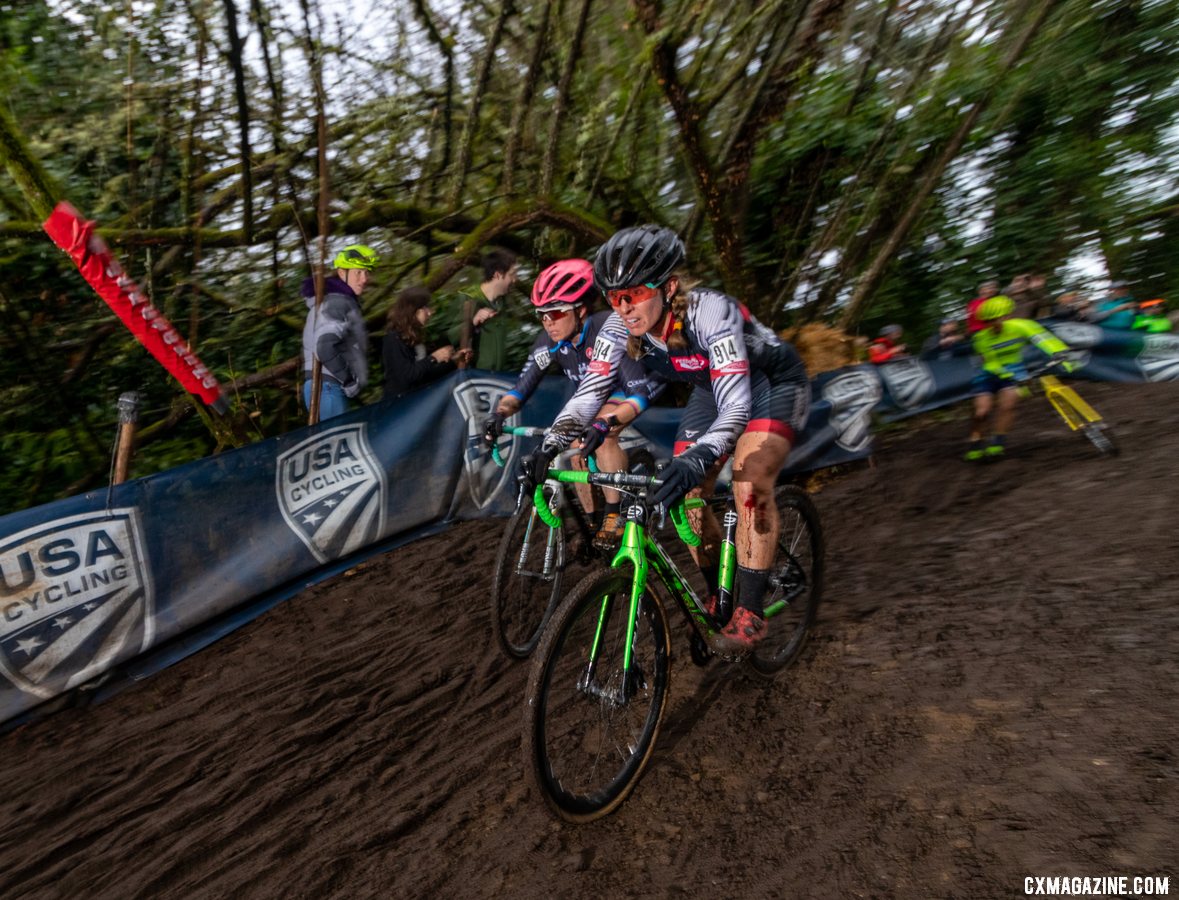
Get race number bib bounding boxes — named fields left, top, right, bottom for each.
left=589, top=335, right=615, bottom=376
left=708, top=334, right=748, bottom=375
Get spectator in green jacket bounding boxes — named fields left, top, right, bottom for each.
left=1132, top=299, right=1173, bottom=333
left=434, top=249, right=520, bottom=371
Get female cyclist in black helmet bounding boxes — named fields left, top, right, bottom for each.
left=522, top=226, right=810, bottom=653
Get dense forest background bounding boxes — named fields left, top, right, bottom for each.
left=0, top=0, right=1176, bottom=512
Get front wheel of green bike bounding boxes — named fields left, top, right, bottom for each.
left=491, top=498, right=570, bottom=659
left=524, top=569, right=671, bottom=822
left=1081, top=422, right=1118, bottom=457
left=748, top=485, right=825, bottom=677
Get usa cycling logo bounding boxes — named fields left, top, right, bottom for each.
left=0, top=509, right=154, bottom=699
left=453, top=377, right=520, bottom=509
left=276, top=423, right=387, bottom=563
left=875, top=357, right=933, bottom=410
left=1137, top=334, right=1179, bottom=381
left=822, top=370, right=883, bottom=452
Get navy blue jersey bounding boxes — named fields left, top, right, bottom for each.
left=503, top=310, right=663, bottom=413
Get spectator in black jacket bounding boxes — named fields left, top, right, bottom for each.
left=920, top=317, right=967, bottom=360
left=382, top=286, right=470, bottom=400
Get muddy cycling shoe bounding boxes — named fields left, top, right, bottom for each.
left=711, top=607, right=767, bottom=656
left=592, top=512, right=625, bottom=550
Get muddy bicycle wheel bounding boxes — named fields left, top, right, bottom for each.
left=748, top=485, right=825, bottom=677
left=491, top=498, right=572, bottom=659
left=524, top=569, right=671, bottom=822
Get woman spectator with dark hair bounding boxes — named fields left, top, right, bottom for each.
left=382, top=286, right=470, bottom=400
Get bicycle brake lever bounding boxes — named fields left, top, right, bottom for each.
left=652, top=502, right=667, bottom=530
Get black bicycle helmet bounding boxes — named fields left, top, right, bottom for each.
left=593, top=225, right=686, bottom=292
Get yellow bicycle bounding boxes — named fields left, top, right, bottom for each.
left=1026, top=366, right=1118, bottom=457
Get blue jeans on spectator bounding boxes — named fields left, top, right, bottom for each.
left=303, top=379, right=349, bottom=421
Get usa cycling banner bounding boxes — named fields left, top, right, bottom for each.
left=0, top=320, right=1175, bottom=725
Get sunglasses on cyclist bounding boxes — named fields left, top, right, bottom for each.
left=606, top=283, right=662, bottom=309
left=538, top=308, right=574, bottom=323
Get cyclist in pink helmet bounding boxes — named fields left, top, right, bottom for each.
left=483, top=258, right=663, bottom=547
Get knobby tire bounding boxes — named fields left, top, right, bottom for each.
left=1081, top=422, right=1118, bottom=457
left=748, top=485, right=825, bottom=677
left=523, top=568, right=671, bottom=822
left=491, top=503, right=569, bottom=659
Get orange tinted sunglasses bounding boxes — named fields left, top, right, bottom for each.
left=606, top=284, right=661, bottom=308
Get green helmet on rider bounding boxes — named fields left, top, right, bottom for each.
left=977, top=294, right=1015, bottom=323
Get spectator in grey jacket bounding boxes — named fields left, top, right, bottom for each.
left=301, top=244, right=378, bottom=421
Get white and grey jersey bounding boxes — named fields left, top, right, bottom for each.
left=544, top=288, right=806, bottom=468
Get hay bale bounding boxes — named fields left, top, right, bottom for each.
left=780, top=323, right=865, bottom=375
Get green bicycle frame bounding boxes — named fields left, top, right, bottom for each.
left=537, top=470, right=728, bottom=700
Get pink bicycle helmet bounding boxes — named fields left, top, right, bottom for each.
left=531, top=259, right=597, bottom=310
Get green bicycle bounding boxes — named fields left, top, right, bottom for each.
left=522, top=468, right=824, bottom=822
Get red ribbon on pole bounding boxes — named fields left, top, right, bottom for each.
left=43, top=201, right=227, bottom=414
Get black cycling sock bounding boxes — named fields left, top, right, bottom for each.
left=736, top=566, right=770, bottom=617
left=604, top=500, right=621, bottom=515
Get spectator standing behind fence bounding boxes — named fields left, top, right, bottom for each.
left=382, top=286, right=471, bottom=401
left=433, top=249, right=519, bottom=371
left=301, top=244, right=378, bottom=421
left=1051, top=291, right=1092, bottom=321
left=1005, top=273, right=1051, bottom=319
left=869, top=324, right=908, bottom=363
left=1090, top=280, right=1137, bottom=329
left=1132, top=298, right=1173, bottom=333
left=920, top=317, right=966, bottom=361
left=966, top=279, right=1000, bottom=333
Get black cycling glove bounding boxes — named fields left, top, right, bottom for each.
left=650, top=457, right=706, bottom=511
left=519, top=446, right=556, bottom=496
left=482, top=412, right=506, bottom=447
left=577, top=417, right=614, bottom=458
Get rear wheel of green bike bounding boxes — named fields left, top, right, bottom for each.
left=524, top=569, right=671, bottom=822
left=491, top=496, right=572, bottom=659
left=748, top=485, right=825, bottom=677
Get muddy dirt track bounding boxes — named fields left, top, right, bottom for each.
left=1, top=381, right=1176, bottom=898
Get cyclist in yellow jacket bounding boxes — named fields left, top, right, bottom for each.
left=966, top=295, right=1073, bottom=461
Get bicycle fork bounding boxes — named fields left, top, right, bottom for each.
left=1041, top=375, right=1101, bottom=431
left=578, top=505, right=650, bottom=706
left=517, top=504, right=563, bottom=582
